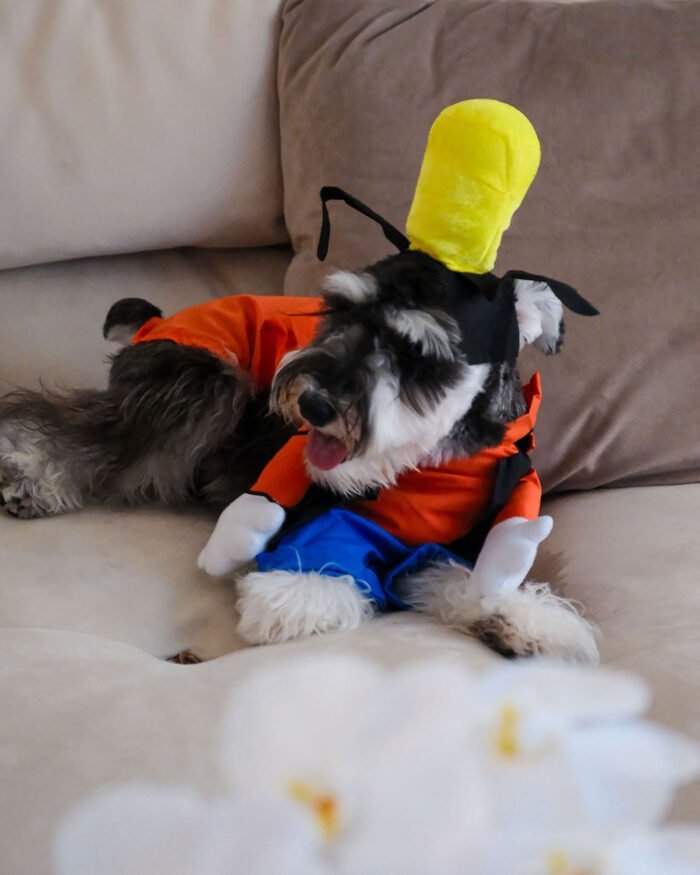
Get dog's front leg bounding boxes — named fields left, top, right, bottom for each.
left=399, top=516, right=599, bottom=664
left=235, top=569, right=375, bottom=645
left=197, top=494, right=286, bottom=577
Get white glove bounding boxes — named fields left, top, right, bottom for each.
left=197, top=493, right=286, bottom=577
left=469, top=515, right=553, bottom=598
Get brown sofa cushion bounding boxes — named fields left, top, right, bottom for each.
left=278, top=0, right=700, bottom=492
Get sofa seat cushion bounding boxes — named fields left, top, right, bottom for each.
left=2, top=485, right=699, bottom=859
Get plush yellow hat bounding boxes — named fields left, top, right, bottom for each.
left=405, top=99, right=541, bottom=275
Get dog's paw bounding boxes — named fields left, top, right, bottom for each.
left=0, top=479, right=51, bottom=519
left=475, top=582, right=600, bottom=665
left=236, top=570, right=374, bottom=645
left=197, top=494, right=286, bottom=577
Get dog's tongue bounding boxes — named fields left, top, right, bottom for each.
left=306, top=430, right=347, bottom=470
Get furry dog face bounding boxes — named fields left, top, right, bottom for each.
left=271, top=251, right=565, bottom=496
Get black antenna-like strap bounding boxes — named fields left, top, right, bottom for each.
left=505, top=270, right=599, bottom=316
left=317, top=186, right=410, bottom=261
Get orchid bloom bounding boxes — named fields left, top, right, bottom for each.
left=53, top=655, right=700, bottom=875
left=219, top=656, right=488, bottom=875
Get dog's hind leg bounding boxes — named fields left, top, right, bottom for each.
left=0, top=341, right=250, bottom=518
left=0, top=411, right=84, bottom=518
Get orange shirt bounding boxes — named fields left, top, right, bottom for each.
left=133, top=295, right=322, bottom=391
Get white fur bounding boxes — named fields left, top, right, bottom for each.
left=385, top=309, right=456, bottom=360
left=513, top=279, right=564, bottom=354
left=104, top=323, right=137, bottom=347
left=198, top=494, right=286, bottom=577
left=0, top=422, right=82, bottom=516
left=236, top=569, right=374, bottom=644
left=310, top=364, right=489, bottom=496
left=323, top=270, right=378, bottom=303
left=398, top=560, right=599, bottom=665
left=273, top=346, right=307, bottom=376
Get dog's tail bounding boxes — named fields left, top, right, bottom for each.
left=399, top=560, right=599, bottom=664
left=103, top=298, right=163, bottom=346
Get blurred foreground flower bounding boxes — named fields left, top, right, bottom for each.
left=54, top=656, right=700, bottom=875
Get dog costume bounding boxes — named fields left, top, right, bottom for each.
left=139, top=100, right=597, bottom=606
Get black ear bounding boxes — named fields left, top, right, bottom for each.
left=103, top=298, right=162, bottom=345
left=505, top=270, right=598, bottom=356
left=511, top=278, right=566, bottom=354
left=505, top=270, right=599, bottom=316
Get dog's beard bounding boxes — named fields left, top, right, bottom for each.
left=310, top=364, right=490, bottom=496
left=272, top=352, right=490, bottom=497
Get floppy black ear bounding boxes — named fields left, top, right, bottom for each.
left=506, top=270, right=598, bottom=355
left=512, top=278, right=565, bottom=354
left=103, top=297, right=162, bottom=346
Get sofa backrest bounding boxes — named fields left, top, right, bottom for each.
left=0, top=0, right=287, bottom=271
left=276, top=0, right=700, bottom=493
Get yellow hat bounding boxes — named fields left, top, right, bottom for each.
left=405, top=99, right=541, bottom=275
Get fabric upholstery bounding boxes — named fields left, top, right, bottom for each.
left=277, top=0, right=700, bottom=493
left=0, top=0, right=288, bottom=270
left=2, top=483, right=699, bottom=875
left=0, top=246, right=292, bottom=390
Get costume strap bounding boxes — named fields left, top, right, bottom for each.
left=317, top=186, right=409, bottom=261
left=447, top=434, right=534, bottom=562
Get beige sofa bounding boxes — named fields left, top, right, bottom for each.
left=1, top=2, right=699, bottom=872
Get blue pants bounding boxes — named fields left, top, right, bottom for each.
left=256, top=508, right=472, bottom=611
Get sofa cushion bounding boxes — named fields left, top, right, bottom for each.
left=277, top=0, right=700, bottom=493
left=0, top=506, right=242, bottom=660
left=2, top=483, right=699, bottom=874
left=0, top=0, right=287, bottom=270
left=0, top=246, right=292, bottom=389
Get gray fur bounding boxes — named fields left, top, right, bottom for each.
left=0, top=342, right=251, bottom=517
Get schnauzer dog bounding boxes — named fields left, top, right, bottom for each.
left=0, top=250, right=598, bottom=662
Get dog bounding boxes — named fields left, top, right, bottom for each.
left=0, top=250, right=598, bottom=662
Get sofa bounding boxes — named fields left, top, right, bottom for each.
left=1, top=1, right=699, bottom=872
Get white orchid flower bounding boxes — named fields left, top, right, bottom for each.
left=53, top=655, right=700, bottom=875
left=477, top=826, right=700, bottom=875
left=464, top=661, right=700, bottom=832
left=54, top=783, right=329, bottom=875
left=220, top=655, right=488, bottom=875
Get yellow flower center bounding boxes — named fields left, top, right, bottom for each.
left=548, top=850, right=571, bottom=875
left=494, top=704, right=520, bottom=758
left=547, top=849, right=595, bottom=875
left=288, top=780, right=340, bottom=840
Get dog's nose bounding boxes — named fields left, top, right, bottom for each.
left=298, top=390, right=336, bottom=427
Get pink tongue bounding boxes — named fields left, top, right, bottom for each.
left=306, top=430, right=347, bottom=470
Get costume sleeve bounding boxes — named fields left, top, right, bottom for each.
left=493, top=466, right=542, bottom=526
left=248, top=434, right=312, bottom=509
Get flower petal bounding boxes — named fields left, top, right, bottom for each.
left=53, top=784, right=208, bottom=875
left=609, top=827, right=700, bottom=875
left=476, top=662, right=650, bottom=730
left=221, top=655, right=383, bottom=791
left=330, top=663, right=487, bottom=875
left=566, top=722, right=700, bottom=828
left=195, top=795, right=329, bottom=875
